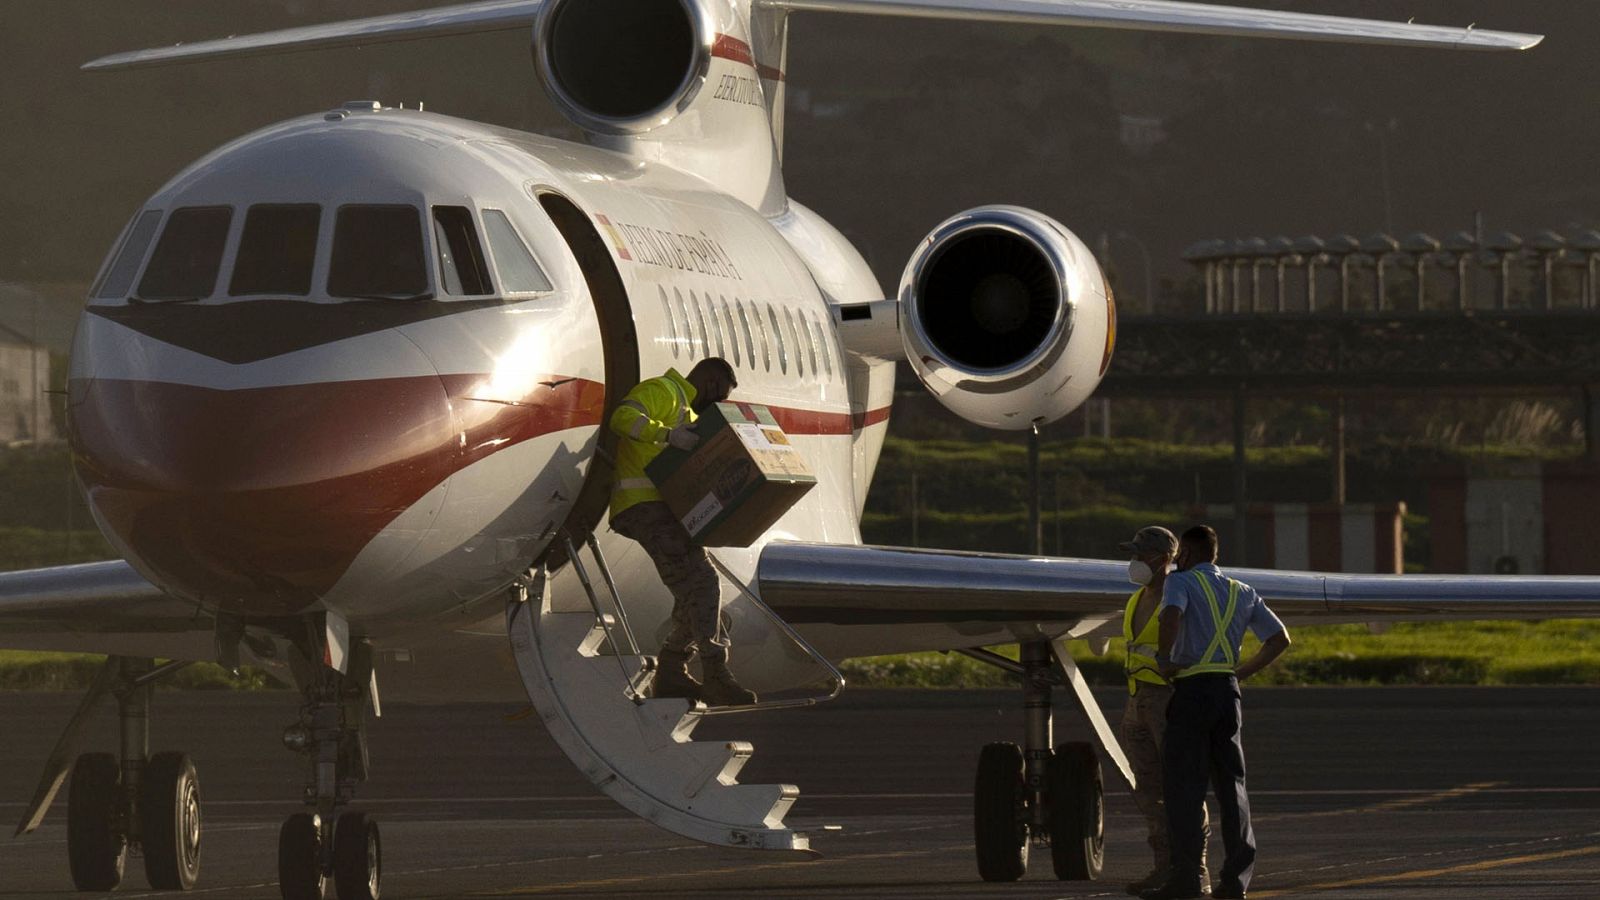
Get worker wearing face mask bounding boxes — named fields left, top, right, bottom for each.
left=1118, top=526, right=1209, bottom=897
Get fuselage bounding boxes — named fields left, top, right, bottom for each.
left=69, top=106, right=894, bottom=696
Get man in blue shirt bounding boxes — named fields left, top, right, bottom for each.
left=1140, top=526, right=1291, bottom=900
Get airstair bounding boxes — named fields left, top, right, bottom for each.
left=506, top=533, right=838, bottom=853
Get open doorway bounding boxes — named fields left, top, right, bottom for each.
left=538, top=192, right=640, bottom=545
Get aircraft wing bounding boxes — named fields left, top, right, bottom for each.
left=81, top=0, right=548, bottom=71
left=82, top=0, right=1536, bottom=71
left=0, top=561, right=217, bottom=661
left=756, top=542, right=1600, bottom=636
left=758, top=0, right=1541, bottom=51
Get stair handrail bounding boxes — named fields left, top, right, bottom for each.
left=561, top=533, right=646, bottom=700
left=583, top=532, right=642, bottom=655
left=697, top=552, right=846, bottom=716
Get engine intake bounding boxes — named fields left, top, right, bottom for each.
left=534, top=0, right=710, bottom=134
left=899, top=206, right=1114, bottom=430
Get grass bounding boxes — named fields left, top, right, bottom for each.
left=839, top=620, right=1600, bottom=688
left=5, top=622, right=1597, bottom=691
left=0, top=651, right=283, bottom=691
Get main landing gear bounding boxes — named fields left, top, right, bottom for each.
left=7, top=656, right=206, bottom=893
left=970, top=641, right=1105, bottom=883
left=277, top=637, right=382, bottom=900
left=63, top=657, right=205, bottom=892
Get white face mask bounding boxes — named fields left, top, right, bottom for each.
left=1128, top=559, right=1154, bottom=585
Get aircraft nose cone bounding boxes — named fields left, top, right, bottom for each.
left=69, top=372, right=458, bottom=615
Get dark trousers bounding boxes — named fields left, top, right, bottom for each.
left=1162, top=673, right=1256, bottom=893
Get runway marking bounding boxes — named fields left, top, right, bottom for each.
left=475, top=843, right=970, bottom=895
left=1249, top=842, right=1600, bottom=897
left=1257, top=781, right=1506, bottom=821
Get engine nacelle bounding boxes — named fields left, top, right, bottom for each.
left=898, top=206, right=1116, bottom=431
left=533, top=0, right=711, bottom=134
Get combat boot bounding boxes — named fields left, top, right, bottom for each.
left=699, top=654, right=757, bottom=706
left=650, top=648, right=701, bottom=700
left=1127, top=867, right=1170, bottom=896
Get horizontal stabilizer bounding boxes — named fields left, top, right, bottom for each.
left=83, top=0, right=545, bottom=71
left=757, top=0, right=1541, bottom=51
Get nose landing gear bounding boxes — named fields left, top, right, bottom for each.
left=277, top=631, right=382, bottom=900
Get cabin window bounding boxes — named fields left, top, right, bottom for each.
left=750, top=299, right=772, bottom=372
left=692, top=291, right=713, bottom=359
left=672, top=290, right=692, bottom=357
left=433, top=206, right=493, bottom=296
left=659, top=287, right=679, bottom=358
left=483, top=209, right=553, bottom=293
left=784, top=307, right=806, bottom=379
left=230, top=204, right=320, bottom=296
left=809, top=310, right=834, bottom=380
left=767, top=304, right=787, bottom=374
left=94, top=210, right=163, bottom=299
left=719, top=296, right=740, bottom=367
left=137, top=206, right=232, bottom=300
left=675, top=288, right=699, bottom=358
left=329, top=205, right=428, bottom=299
left=703, top=294, right=726, bottom=359
left=736, top=299, right=756, bottom=369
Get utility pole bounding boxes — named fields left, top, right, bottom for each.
left=1333, top=392, right=1347, bottom=504
left=1028, top=424, right=1042, bottom=555
left=1232, top=389, right=1249, bottom=564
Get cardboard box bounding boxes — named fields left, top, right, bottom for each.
left=646, top=402, right=817, bottom=547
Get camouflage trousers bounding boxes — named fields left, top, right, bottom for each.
left=610, top=501, right=728, bottom=659
left=1120, top=683, right=1209, bottom=877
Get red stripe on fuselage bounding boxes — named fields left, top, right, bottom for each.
left=764, top=405, right=892, bottom=435
left=70, top=374, right=605, bottom=615
left=712, top=33, right=786, bottom=82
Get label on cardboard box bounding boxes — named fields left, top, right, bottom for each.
left=683, top=492, right=724, bottom=536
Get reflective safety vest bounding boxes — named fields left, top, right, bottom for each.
left=608, top=369, right=697, bottom=518
left=1175, top=570, right=1242, bottom=679
left=1123, top=587, right=1167, bottom=695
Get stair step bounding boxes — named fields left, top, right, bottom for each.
left=635, top=698, right=702, bottom=748
left=508, top=563, right=811, bottom=853
left=678, top=740, right=753, bottom=799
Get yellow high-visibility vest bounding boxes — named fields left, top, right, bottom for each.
left=1175, top=571, right=1241, bottom=679
left=608, top=369, right=697, bottom=518
left=1123, top=587, right=1167, bottom=695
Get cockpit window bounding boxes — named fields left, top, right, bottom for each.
left=230, top=204, right=320, bottom=296
left=94, top=210, right=163, bottom=300
left=483, top=209, right=553, bottom=293
left=329, top=205, right=428, bottom=299
left=137, top=206, right=232, bottom=301
left=433, top=206, right=493, bottom=296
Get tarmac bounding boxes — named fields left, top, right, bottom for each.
left=1, top=686, right=1597, bottom=898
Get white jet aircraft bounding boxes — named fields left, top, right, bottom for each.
left=2, top=1, right=1591, bottom=898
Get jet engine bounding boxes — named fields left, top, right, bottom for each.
left=898, top=205, right=1116, bottom=431
left=533, top=0, right=711, bottom=134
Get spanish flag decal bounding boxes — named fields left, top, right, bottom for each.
left=593, top=213, right=632, bottom=261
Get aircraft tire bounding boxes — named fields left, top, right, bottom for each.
left=67, top=752, right=126, bottom=891
left=333, top=811, right=382, bottom=900
left=141, top=751, right=202, bottom=890
left=1048, top=741, right=1104, bottom=881
left=278, top=813, right=326, bottom=900
left=974, top=741, right=1029, bottom=882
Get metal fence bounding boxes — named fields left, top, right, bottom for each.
left=1183, top=229, right=1600, bottom=314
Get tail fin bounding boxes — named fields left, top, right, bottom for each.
left=82, top=0, right=1536, bottom=71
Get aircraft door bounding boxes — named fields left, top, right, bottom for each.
left=538, top=192, right=640, bottom=545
